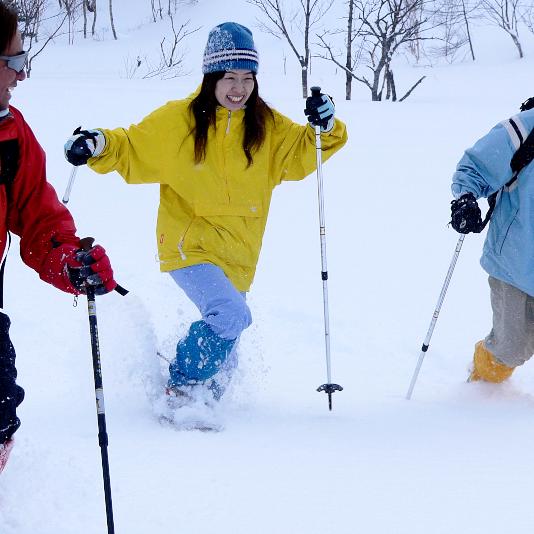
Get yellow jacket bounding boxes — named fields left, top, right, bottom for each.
left=89, top=92, right=347, bottom=291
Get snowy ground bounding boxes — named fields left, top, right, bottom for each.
left=2, top=1, right=534, bottom=533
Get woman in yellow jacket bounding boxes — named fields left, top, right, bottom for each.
left=64, top=22, right=347, bottom=400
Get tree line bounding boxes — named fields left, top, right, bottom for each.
left=6, top=0, right=534, bottom=99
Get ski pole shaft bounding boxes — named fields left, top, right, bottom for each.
left=62, top=166, right=78, bottom=204
left=406, top=234, right=465, bottom=400
left=311, top=87, right=343, bottom=410
left=86, top=285, right=115, bottom=533
left=315, top=123, right=332, bottom=383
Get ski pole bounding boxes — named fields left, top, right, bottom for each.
left=62, top=166, right=78, bottom=204
left=310, top=86, right=343, bottom=411
left=79, top=238, right=128, bottom=533
left=85, top=282, right=115, bottom=534
left=406, top=234, right=465, bottom=400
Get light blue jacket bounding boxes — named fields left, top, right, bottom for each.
left=452, top=109, right=534, bottom=297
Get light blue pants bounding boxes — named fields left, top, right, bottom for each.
left=168, top=264, right=252, bottom=391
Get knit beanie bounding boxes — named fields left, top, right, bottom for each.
left=202, top=22, right=259, bottom=74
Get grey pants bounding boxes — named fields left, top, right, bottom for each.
left=484, top=276, right=534, bottom=367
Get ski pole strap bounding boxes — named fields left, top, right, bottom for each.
left=114, top=284, right=128, bottom=296
left=476, top=167, right=520, bottom=234
left=0, top=232, right=11, bottom=309
left=476, top=191, right=498, bottom=233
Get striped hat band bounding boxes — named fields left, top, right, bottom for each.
left=203, top=49, right=259, bottom=67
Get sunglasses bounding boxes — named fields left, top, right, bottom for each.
left=0, top=51, right=28, bottom=74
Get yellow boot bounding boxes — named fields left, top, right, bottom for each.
left=469, top=341, right=514, bottom=383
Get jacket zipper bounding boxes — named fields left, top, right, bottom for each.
left=224, top=111, right=232, bottom=203
left=226, top=110, right=232, bottom=134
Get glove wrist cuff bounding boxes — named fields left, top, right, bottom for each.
left=90, top=130, right=106, bottom=158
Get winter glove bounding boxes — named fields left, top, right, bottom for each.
left=40, top=238, right=117, bottom=296
left=305, top=91, right=335, bottom=133
left=450, top=192, right=483, bottom=234
left=64, top=127, right=106, bottom=166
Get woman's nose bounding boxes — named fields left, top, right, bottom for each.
left=16, top=69, right=26, bottom=81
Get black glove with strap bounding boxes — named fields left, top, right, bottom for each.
left=450, top=193, right=483, bottom=234
left=64, top=127, right=106, bottom=166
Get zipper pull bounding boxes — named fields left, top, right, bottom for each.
left=226, top=110, right=232, bottom=134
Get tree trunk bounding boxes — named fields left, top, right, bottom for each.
left=301, top=58, right=308, bottom=99
left=83, top=0, right=87, bottom=38
left=92, top=2, right=97, bottom=36
left=461, top=0, right=475, bottom=61
left=509, top=31, right=523, bottom=58
left=345, top=0, right=353, bottom=100
left=109, top=0, right=117, bottom=40
left=387, top=70, right=397, bottom=101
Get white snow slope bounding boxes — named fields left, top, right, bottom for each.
left=2, top=1, right=534, bottom=533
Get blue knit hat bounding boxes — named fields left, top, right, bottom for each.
left=203, top=22, right=259, bottom=74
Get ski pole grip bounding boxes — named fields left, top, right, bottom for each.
left=311, top=86, right=321, bottom=97
left=78, top=237, right=129, bottom=297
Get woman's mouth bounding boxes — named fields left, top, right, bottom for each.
left=227, top=95, right=244, bottom=104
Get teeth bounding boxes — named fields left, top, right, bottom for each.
left=228, top=95, right=243, bottom=102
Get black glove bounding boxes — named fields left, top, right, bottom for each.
left=64, top=127, right=105, bottom=166
left=304, top=90, right=335, bottom=132
left=450, top=193, right=483, bottom=234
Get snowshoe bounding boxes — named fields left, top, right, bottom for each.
left=159, top=384, right=223, bottom=432
left=0, top=439, right=14, bottom=474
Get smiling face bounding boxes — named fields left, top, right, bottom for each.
left=214, top=70, right=255, bottom=111
left=0, top=30, right=26, bottom=111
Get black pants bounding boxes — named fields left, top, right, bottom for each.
left=0, top=312, right=24, bottom=443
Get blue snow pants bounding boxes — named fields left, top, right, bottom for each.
left=168, top=264, right=252, bottom=391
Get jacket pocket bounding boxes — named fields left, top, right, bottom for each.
left=177, top=216, right=195, bottom=260
left=183, top=203, right=265, bottom=267
left=496, top=207, right=519, bottom=255
left=194, top=203, right=264, bottom=218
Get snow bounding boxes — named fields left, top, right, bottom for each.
left=2, top=1, right=534, bottom=533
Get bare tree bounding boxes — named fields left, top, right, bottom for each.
left=25, top=8, right=69, bottom=76
left=58, top=0, right=83, bottom=44
left=248, top=0, right=334, bottom=98
left=151, top=0, right=163, bottom=21
left=429, top=0, right=477, bottom=61
left=10, top=0, right=47, bottom=44
left=126, top=16, right=200, bottom=79
left=521, top=4, right=534, bottom=37
left=479, top=0, right=523, bottom=57
left=319, top=0, right=430, bottom=101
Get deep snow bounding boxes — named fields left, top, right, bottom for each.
left=2, top=1, right=534, bottom=533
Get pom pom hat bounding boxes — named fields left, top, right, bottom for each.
left=203, top=22, right=259, bottom=74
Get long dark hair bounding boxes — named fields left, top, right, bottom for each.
left=0, top=2, right=18, bottom=55
left=189, top=72, right=274, bottom=167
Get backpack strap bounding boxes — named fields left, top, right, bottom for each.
left=0, top=139, right=19, bottom=186
left=0, top=233, right=12, bottom=310
left=477, top=114, right=532, bottom=232
left=0, top=139, right=19, bottom=309
left=510, top=124, right=534, bottom=178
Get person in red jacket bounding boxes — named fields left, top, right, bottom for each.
left=0, top=1, right=117, bottom=473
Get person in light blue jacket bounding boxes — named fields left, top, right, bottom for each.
left=450, top=107, right=534, bottom=383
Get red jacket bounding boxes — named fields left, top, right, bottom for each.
left=0, top=106, right=78, bottom=288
